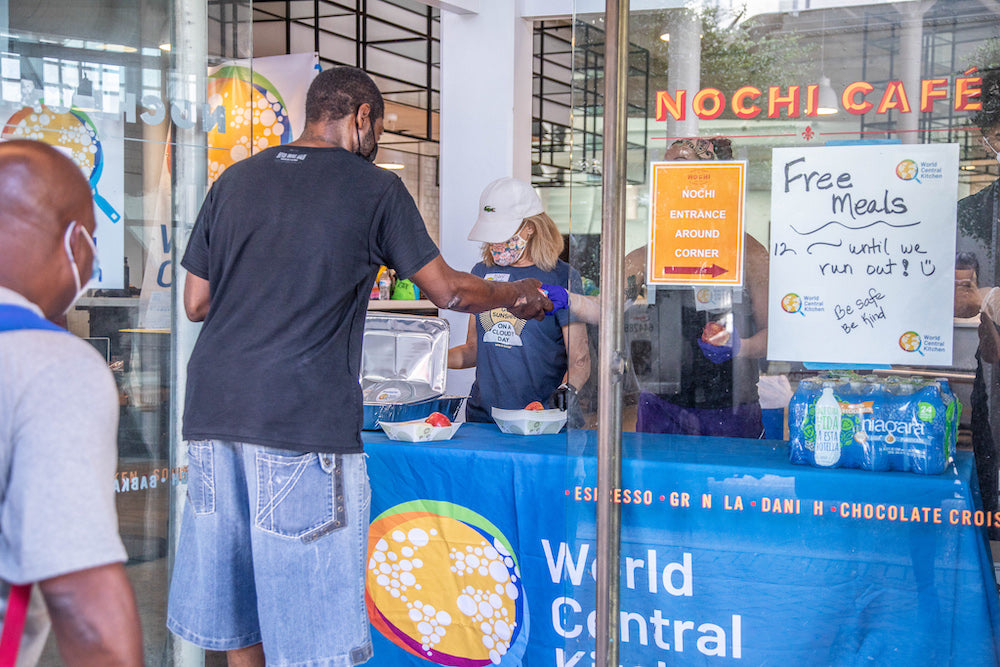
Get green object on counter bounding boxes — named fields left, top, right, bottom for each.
left=391, top=279, right=418, bottom=300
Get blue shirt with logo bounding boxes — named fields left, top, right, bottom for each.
left=466, top=260, right=582, bottom=423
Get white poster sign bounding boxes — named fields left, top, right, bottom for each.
left=767, top=144, right=958, bottom=366
left=0, top=103, right=125, bottom=288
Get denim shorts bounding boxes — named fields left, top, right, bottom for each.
left=167, top=441, right=373, bottom=666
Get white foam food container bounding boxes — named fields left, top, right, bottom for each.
left=379, top=419, right=462, bottom=442
left=491, top=407, right=567, bottom=436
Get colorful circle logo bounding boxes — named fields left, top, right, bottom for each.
left=695, top=288, right=712, bottom=304
left=780, top=292, right=802, bottom=314
left=895, top=159, right=919, bottom=181
left=899, top=330, right=922, bottom=353
left=2, top=104, right=119, bottom=222
left=367, top=501, right=528, bottom=666
left=207, top=66, right=292, bottom=182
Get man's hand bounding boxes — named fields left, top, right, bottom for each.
left=508, top=278, right=552, bottom=320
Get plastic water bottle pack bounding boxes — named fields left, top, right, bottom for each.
left=788, top=372, right=959, bottom=475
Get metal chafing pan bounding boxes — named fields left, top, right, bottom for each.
left=361, top=313, right=466, bottom=429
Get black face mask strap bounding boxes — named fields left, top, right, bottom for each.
left=355, top=117, right=363, bottom=159
left=366, top=123, right=378, bottom=163
left=354, top=108, right=378, bottom=163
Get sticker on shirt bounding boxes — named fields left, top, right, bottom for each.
left=693, top=286, right=732, bottom=312
left=478, top=308, right=525, bottom=348
left=275, top=151, right=307, bottom=163
left=483, top=273, right=511, bottom=282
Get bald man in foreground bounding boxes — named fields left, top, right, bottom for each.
left=0, top=140, right=142, bottom=666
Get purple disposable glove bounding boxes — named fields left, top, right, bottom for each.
left=539, top=284, right=569, bottom=316
left=697, top=327, right=741, bottom=364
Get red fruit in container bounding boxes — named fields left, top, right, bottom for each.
left=424, top=412, right=452, bottom=427
left=525, top=401, right=545, bottom=411
left=701, top=321, right=730, bottom=346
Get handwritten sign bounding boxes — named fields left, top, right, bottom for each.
left=767, top=144, right=958, bottom=365
left=646, top=161, right=746, bottom=286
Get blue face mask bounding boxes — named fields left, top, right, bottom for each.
left=63, top=221, right=101, bottom=311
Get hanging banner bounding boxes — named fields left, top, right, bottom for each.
left=138, top=53, right=318, bottom=329
left=767, top=144, right=958, bottom=365
left=206, top=52, right=318, bottom=183
left=0, top=103, right=125, bottom=289
left=646, top=161, right=746, bottom=287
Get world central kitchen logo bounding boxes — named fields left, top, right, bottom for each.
left=366, top=501, right=528, bottom=666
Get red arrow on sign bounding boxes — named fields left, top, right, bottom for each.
left=661, top=264, right=729, bottom=277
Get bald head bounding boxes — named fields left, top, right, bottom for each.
left=0, top=139, right=96, bottom=319
left=0, top=139, right=93, bottom=238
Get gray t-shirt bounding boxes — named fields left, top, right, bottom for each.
left=0, top=287, right=126, bottom=661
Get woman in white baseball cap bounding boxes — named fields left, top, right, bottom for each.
left=448, top=177, right=590, bottom=427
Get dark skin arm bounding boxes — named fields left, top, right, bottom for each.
left=411, top=255, right=551, bottom=320
left=39, top=563, right=143, bottom=667
left=185, top=256, right=553, bottom=323
left=184, top=273, right=210, bottom=322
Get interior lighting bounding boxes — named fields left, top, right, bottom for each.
left=376, top=163, right=405, bottom=171
left=159, top=43, right=172, bottom=52
left=817, top=76, right=838, bottom=115
left=816, top=13, right=838, bottom=116
left=103, top=43, right=137, bottom=53
left=659, top=33, right=669, bottom=42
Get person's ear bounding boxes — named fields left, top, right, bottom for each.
left=355, top=103, right=371, bottom=129
left=521, top=221, right=535, bottom=239
left=68, top=223, right=95, bottom=282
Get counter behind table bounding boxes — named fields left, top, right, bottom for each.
left=362, top=423, right=1000, bottom=666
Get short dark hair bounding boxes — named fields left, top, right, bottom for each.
left=957, top=251, right=980, bottom=276
left=709, top=137, right=733, bottom=159
left=305, top=66, right=384, bottom=125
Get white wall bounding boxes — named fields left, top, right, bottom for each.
left=438, top=3, right=533, bottom=398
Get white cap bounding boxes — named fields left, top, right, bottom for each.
left=467, top=177, right=544, bottom=243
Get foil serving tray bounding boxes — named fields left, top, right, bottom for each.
left=361, top=312, right=450, bottom=404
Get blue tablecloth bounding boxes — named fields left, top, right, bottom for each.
left=363, top=424, right=1000, bottom=666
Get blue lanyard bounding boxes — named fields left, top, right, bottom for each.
left=0, top=304, right=66, bottom=333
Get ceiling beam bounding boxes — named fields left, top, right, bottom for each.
left=411, top=0, right=479, bottom=15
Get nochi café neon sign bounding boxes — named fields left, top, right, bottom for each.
left=656, top=73, right=983, bottom=121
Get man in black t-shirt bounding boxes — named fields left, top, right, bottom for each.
left=166, top=66, right=551, bottom=667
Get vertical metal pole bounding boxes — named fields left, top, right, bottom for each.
left=168, top=0, right=208, bottom=664
left=426, top=6, right=433, bottom=140
left=595, top=1, right=628, bottom=666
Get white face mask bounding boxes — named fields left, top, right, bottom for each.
left=62, top=222, right=100, bottom=313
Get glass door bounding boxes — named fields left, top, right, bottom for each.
left=560, top=1, right=1000, bottom=664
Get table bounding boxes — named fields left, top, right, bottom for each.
left=363, top=424, right=1000, bottom=666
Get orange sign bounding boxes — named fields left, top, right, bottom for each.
left=647, top=161, right=746, bottom=286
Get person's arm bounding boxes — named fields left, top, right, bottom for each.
left=567, top=292, right=601, bottom=325
left=183, top=273, right=210, bottom=322
left=410, top=255, right=551, bottom=320
left=448, top=317, right=478, bottom=369
left=736, top=234, right=769, bottom=359
left=980, top=287, right=1000, bottom=364
left=623, top=245, right=647, bottom=284
left=562, top=321, right=591, bottom=390
left=39, top=563, right=143, bottom=667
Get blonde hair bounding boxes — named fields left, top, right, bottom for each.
left=480, top=212, right=564, bottom=272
